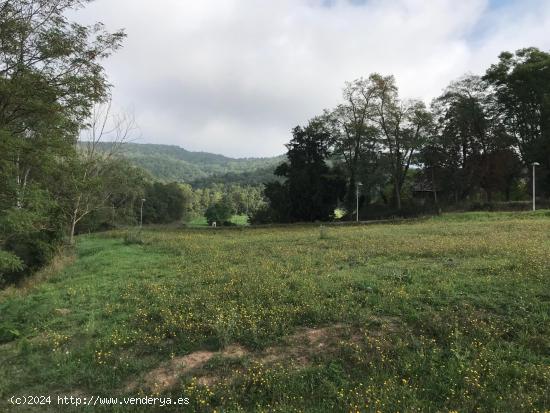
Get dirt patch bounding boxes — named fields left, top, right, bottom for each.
left=220, top=344, right=248, bottom=358
left=126, top=351, right=215, bottom=393
left=197, top=375, right=220, bottom=386
left=288, top=324, right=347, bottom=346
left=368, top=316, right=402, bottom=335
left=55, top=308, right=72, bottom=316
left=191, top=328, right=343, bottom=387
left=257, top=324, right=349, bottom=366
left=125, top=344, right=249, bottom=393
left=125, top=320, right=402, bottom=393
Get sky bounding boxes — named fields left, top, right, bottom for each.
left=75, top=0, right=550, bottom=158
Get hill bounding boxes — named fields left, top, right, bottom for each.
left=97, top=142, right=285, bottom=185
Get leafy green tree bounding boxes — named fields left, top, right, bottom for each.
left=425, top=75, right=492, bottom=202
left=484, top=47, right=550, bottom=194
left=0, top=0, right=125, bottom=210
left=325, top=78, right=379, bottom=212
left=205, top=198, right=234, bottom=225
left=142, top=182, right=187, bottom=224
left=370, top=74, right=432, bottom=209
left=264, top=120, right=346, bottom=222
left=424, top=74, right=521, bottom=203
left=0, top=0, right=124, bottom=280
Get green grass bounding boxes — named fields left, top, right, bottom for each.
left=1, top=212, right=549, bottom=412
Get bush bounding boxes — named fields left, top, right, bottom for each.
left=0, top=324, right=20, bottom=344
left=0, top=250, right=24, bottom=286
left=2, top=232, right=59, bottom=284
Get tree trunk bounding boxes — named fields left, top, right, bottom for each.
left=346, top=174, right=356, bottom=219
left=431, top=169, right=438, bottom=205
left=395, top=180, right=402, bottom=210
left=69, top=195, right=82, bottom=245
left=69, top=217, right=77, bottom=245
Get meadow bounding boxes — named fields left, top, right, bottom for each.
left=1, top=212, right=549, bottom=412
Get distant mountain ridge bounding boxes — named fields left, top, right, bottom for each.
left=97, top=142, right=285, bottom=186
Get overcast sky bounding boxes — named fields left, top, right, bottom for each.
left=76, top=0, right=550, bottom=158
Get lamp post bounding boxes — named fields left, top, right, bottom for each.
left=532, top=162, right=540, bottom=211
left=356, top=182, right=363, bottom=222
left=140, top=198, right=146, bottom=229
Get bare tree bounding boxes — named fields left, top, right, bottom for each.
left=62, top=100, right=138, bottom=244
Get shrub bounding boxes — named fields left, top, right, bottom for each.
left=2, top=232, right=60, bottom=284
left=0, top=250, right=24, bottom=286
left=0, top=324, right=20, bottom=344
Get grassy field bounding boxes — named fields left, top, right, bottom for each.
left=1, top=212, right=549, bottom=412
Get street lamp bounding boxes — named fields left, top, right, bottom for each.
left=531, top=162, right=540, bottom=211
left=356, top=182, right=363, bottom=222
left=140, top=198, right=146, bottom=229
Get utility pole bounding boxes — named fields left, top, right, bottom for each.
left=532, top=162, right=540, bottom=211
left=356, top=182, right=363, bottom=222
left=140, top=198, right=146, bottom=229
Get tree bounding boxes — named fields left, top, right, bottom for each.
left=0, top=0, right=125, bottom=210
left=264, top=120, right=346, bottom=222
left=205, top=198, right=234, bottom=225
left=478, top=149, right=522, bottom=202
left=370, top=74, right=431, bottom=209
left=0, top=0, right=125, bottom=280
left=484, top=48, right=550, bottom=195
left=425, top=75, right=489, bottom=201
left=58, top=101, right=138, bottom=243
left=325, top=78, right=379, bottom=212
left=425, top=74, right=520, bottom=203
left=142, top=182, right=187, bottom=224
left=75, top=160, right=149, bottom=232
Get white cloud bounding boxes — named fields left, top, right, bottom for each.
left=76, top=0, right=550, bottom=157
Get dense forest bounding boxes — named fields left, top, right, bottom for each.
left=1, top=0, right=549, bottom=285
